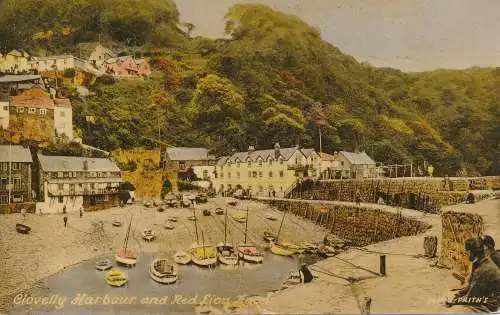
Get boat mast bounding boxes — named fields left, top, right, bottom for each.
left=276, top=209, right=286, bottom=241
left=201, top=231, right=206, bottom=259
left=124, top=215, right=133, bottom=250
left=193, top=206, right=199, bottom=242
left=244, top=206, right=249, bottom=244
left=224, top=207, right=228, bottom=244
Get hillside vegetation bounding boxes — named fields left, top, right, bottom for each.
left=0, top=1, right=498, bottom=176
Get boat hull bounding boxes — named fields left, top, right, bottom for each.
left=174, top=252, right=191, bottom=265
left=191, top=256, right=217, bottom=267
left=115, top=255, right=137, bottom=267
left=189, top=244, right=217, bottom=267
left=16, top=224, right=31, bottom=234
left=270, top=243, right=295, bottom=256
left=95, top=260, right=113, bottom=271
left=149, top=259, right=177, bottom=284
left=236, top=245, right=264, bottom=263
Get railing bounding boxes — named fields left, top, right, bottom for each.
left=48, top=188, right=120, bottom=196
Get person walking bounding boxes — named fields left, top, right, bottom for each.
left=79, top=207, right=83, bottom=218
left=62, top=205, right=67, bottom=214
left=63, top=216, right=68, bottom=228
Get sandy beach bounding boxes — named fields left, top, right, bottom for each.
left=0, top=197, right=327, bottom=312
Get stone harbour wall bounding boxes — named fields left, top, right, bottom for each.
left=270, top=200, right=432, bottom=247
left=439, top=211, right=484, bottom=274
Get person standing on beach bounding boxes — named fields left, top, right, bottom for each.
left=63, top=216, right=68, bottom=228
left=63, top=205, right=67, bottom=214
left=79, top=207, right=83, bottom=218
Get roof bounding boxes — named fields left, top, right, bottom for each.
left=216, top=156, right=229, bottom=166
left=0, top=75, right=41, bottom=83
left=31, top=55, right=74, bottom=61
left=339, top=151, right=376, bottom=165
left=75, top=42, right=115, bottom=60
left=37, top=154, right=120, bottom=172
left=166, top=147, right=213, bottom=161
left=0, top=145, right=32, bottom=163
left=10, top=95, right=54, bottom=109
left=301, top=148, right=316, bottom=158
left=319, top=152, right=336, bottom=161
left=53, top=98, right=72, bottom=108
left=223, top=145, right=307, bottom=163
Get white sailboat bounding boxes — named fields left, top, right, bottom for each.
left=236, top=206, right=264, bottom=263
left=216, top=208, right=238, bottom=265
left=188, top=208, right=216, bottom=267
left=115, top=216, right=137, bottom=267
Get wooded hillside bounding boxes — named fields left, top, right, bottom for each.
left=0, top=1, right=498, bottom=176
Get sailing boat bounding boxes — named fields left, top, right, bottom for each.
left=217, top=208, right=238, bottom=265
left=236, top=206, right=264, bottom=263
left=269, top=209, right=303, bottom=256
left=115, top=216, right=137, bottom=267
left=188, top=207, right=216, bottom=267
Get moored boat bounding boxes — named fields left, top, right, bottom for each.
left=263, top=231, right=276, bottom=242
left=216, top=242, right=238, bottom=265
left=142, top=228, right=156, bottom=241
left=15, top=223, right=31, bottom=234
left=264, top=214, right=278, bottom=221
left=95, top=259, right=113, bottom=271
left=149, top=258, right=178, bottom=284
left=232, top=214, right=247, bottom=223
left=112, top=220, right=122, bottom=227
left=174, top=251, right=191, bottom=265
left=278, top=241, right=305, bottom=254
left=189, top=243, right=217, bottom=267
left=115, top=216, right=137, bottom=267
left=236, top=244, right=264, bottom=263
left=105, top=269, right=128, bottom=287
left=167, top=216, right=178, bottom=222
left=164, top=222, right=175, bottom=230
left=317, top=245, right=337, bottom=257
left=269, top=241, right=296, bottom=256
left=215, top=208, right=224, bottom=215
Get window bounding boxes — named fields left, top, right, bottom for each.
left=1, top=163, right=7, bottom=170
left=13, top=176, right=21, bottom=187
left=236, top=172, right=240, bottom=178
left=69, top=184, right=75, bottom=193
left=258, top=159, right=262, bottom=166
left=3, top=106, right=7, bottom=111
left=252, top=171, right=257, bottom=178
left=60, top=111, right=65, bottom=117
left=269, top=159, right=273, bottom=165
left=39, top=108, right=47, bottom=115
left=227, top=172, right=231, bottom=179
left=17, top=107, right=24, bottom=113
left=57, top=172, right=63, bottom=178
left=0, top=195, right=7, bottom=203
left=63, top=172, right=69, bottom=178
left=279, top=171, right=284, bottom=178
left=1, top=177, right=7, bottom=190
left=221, top=172, right=224, bottom=178
left=58, top=184, right=64, bottom=191
left=12, top=163, right=18, bottom=170
left=341, top=161, right=344, bottom=166
left=28, top=108, right=36, bottom=114
left=259, top=171, right=263, bottom=178
left=247, top=161, right=251, bottom=166
left=58, top=196, right=64, bottom=203
left=269, top=171, right=273, bottom=178
left=91, top=183, right=95, bottom=189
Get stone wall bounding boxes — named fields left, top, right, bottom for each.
left=288, top=177, right=500, bottom=213
left=270, top=200, right=432, bottom=247
left=439, top=211, right=484, bottom=274
left=0, top=202, right=36, bottom=214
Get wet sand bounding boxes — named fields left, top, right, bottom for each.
left=0, top=197, right=327, bottom=312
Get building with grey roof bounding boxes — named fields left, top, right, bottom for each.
left=165, top=147, right=216, bottom=181
left=212, top=143, right=321, bottom=197
left=0, top=145, right=34, bottom=205
left=37, top=154, right=122, bottom=214
left=336, top=151, right=377, bottom=179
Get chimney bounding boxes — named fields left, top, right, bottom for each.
left=248, top=145, right=255, bottom=153
left=83, top=160, right=88, bottom=171
left=274, top=142, right=280, bottom=159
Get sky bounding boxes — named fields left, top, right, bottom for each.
left=174, top=0, right=500, bottom=72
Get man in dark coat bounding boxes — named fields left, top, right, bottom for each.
left=63, top=216, right=68, bottom=228
left=299, top=263, right=314, bottom=283
left=483, top=235, right=500, bottom=268
left=447, top=237, right=500, bottom=312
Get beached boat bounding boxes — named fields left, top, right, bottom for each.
left=302, top=242, right=318, bottom=254
left=105, top=269, right=128, bottom=287
left=174, top=251, right=191, bottom=265
left=149, top=258, right=178, bottom=284
left=143, top=200, right=152, bottom=207
left=203, top=209, right=211, bottom=216
left=189, top=243, right=217, bottom=267
left=263, top=231, right=276, bottom=242
left=278, top=241, right=305, bottom=254
left=115, top=217, right=137, bottom=267
left=142, top=229, right=156, bottom=241
left=317, top=245, right=337, bottom=257
left=15, top=223, right=31, bottom=234
left=188, top=216, right=196, bottom=221
left=227, top=200, right=237, bottom=206
left=232, top=214, right=247, bottom=223
left=217, top=243, right=239, bottom=265
left=215, top=208, right=224, bottom=215
left=236, top=206, right=264, bottom=263
left=264, top=214, right=278, bottom=221
left=157, top=206, right=166, bottom=212
left=164, top=222, right=175, bottom=230
left=167, top=216, right=178, bottom=222
left=112, top=220, right=122, bottom=227
left=95, top=259, right=113, bottom=271
left=269, top=241, right=295, bottom=256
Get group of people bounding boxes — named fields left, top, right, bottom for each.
left=446, top=235, right=500, bottom=312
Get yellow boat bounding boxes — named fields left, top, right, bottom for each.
left=105, top=269, right=128, bottom=287
left=270, top=241, right=295, bottom=256
left=278, top=241, right=305, bottom=254
left=189, top=243, right=217, bottom=267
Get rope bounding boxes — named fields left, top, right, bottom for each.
left=330, top=255, right=380, bottom=276
left=351, top=246, right=425, bottom=258
left=310, top=265, right=353, bottom=282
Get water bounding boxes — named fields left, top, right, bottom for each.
left=9, top=252, right=302, bottom=314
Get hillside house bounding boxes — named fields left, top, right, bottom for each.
left=37, top=154, right=122, bottom=213
left=165, top=147, right=216, bottom=180
left=212, top=143, right=320, bottom=197
left=0, top=50, right=31, bottom=74
left=75, top=42, right=115, bottom=68
left=5, top=85, right=73, bottom=143
left=337, top=151, right=377, bottom=179
left=30, top=55, right=102, bottom=77
left=103, top=56, right=151, bottom=78
left=318, top=152, right=342, bottom=179
left=0, top=145, right=34, bottom=205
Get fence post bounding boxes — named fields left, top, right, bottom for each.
left=380, top=255, right=386, bottom=276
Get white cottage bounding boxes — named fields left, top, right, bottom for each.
left=37, top=154, right=122, bottom=213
